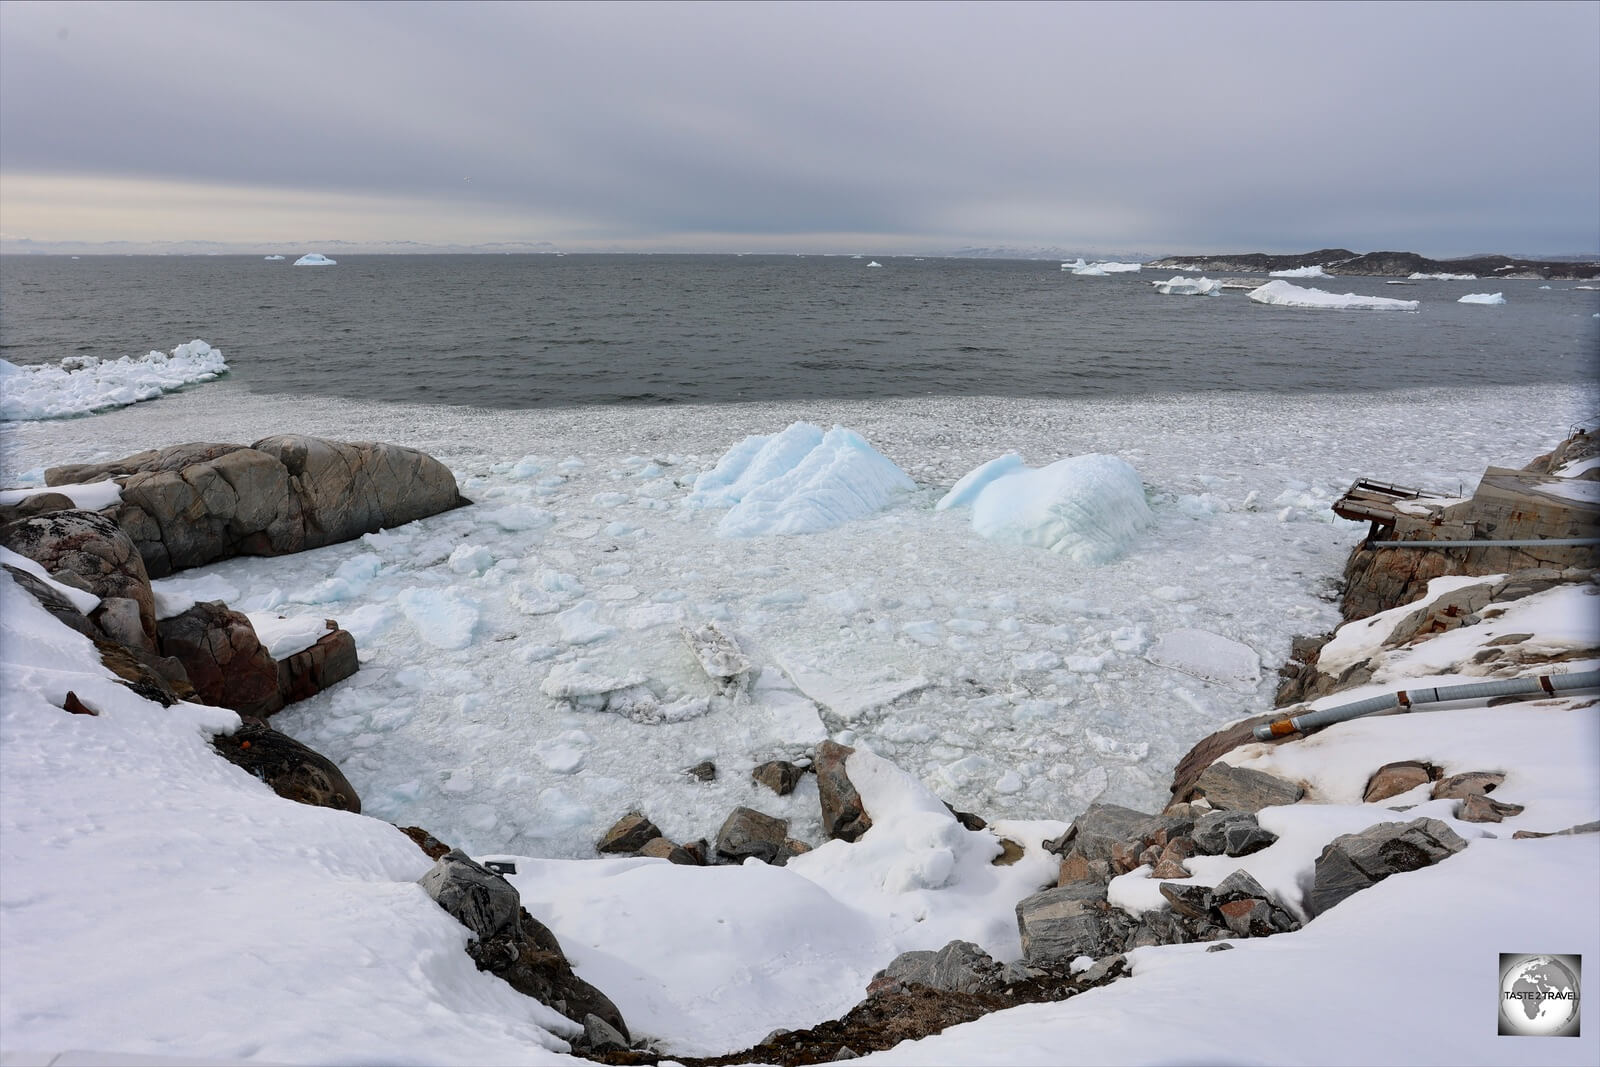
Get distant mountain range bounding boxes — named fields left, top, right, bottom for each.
left=1147, top=248, right=1600, bottom=281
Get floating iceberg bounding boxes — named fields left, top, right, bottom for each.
left=1458, top=292, right=1506, bottom=305
left=1247, top=280, right=1419, bottom=312
left=1409, top=272, right=1476, bottom=280
left=264, top=255, right=285, bottom=261
left=0, top=340, right=227, bottom=422
left=685, top=422, right=915, bottom=537
left=866, top=261, right=883, bottom=268
left=1268, top=265, right=1328, bottom=278
left=1152, top=275, right=1222, bottom=296
left=1065, top=260, right=1141, bottom=276
left=293, top=253, right=337, bottom=267
left=937, top=453, right=1152, bottom=563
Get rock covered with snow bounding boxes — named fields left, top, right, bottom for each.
left=1247, top=280, right=1419, bottom=311
left=0, top=340, right=227, bottom=422
left=938, top=453, right=1152, bottom=564
left=47, top=436, right=466, bottom=577
left=293, top=253, right=337, bottom=266
left=1, top=508, right=158, bottom=650
left=685, top=422, right=915, bottom=537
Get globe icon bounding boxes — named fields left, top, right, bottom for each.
left=1500, top=955, right=1580, bottom=1036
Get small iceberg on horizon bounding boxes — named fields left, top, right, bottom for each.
left=1268, top=265, right=1328, bottom=278
left=293, top=253, right=337, bottom=267
left=1409, top=271, right=1477, bottom=280
left=1247, top=279, right=1418, bottom=312
left=1064, top=259, right=1141, bottom=276
left=1152, top=276, right=1222, bottom=297
left=1458, top=292, right=1506, bottom=305
left=264, top=255, right=286, bottom=261
left=866, top=261, right=883, bottom=268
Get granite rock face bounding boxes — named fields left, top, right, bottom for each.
left=49, top=436, right=466, bottom=578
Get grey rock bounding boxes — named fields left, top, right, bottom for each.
left=751, top=759, right=805, bottom=796
left=1043, top=803, right=1159, bottom=863
left=832, top=1048, right=859, bottom=1061
left=597, top=812, right=662, bottom=854
left=814, top=740, right=871, bottom=842
left=1191, top=811, right=1278, bottom=857
left=1077, top=954, right=1128, bottom=985
left=1211, top=869, right=1272, bottom=906
left=1016, top=886, right=1133, bottom=967
left=1206, top=942, right=1235, bottom=952
left=1158, top=882, right=1213, bottom=921
left=1431, top=771, right=1506, bottom=800
left=1513, top=821, right=1600, bottom=839
left=715, top=806, right=790, bottom=864
left=4, top=564, right=100, bottom=641
left=685, top=760, right=717, bottom=782
left=0, top=490, right=75, bottom=525
left=1193, top=763, right=1305, bottom=812
left=1311, top=818, right=1468, bottom=916
left=582, top=1014, right=628, bottom=1053
left=93, top=596, right=149, bottom=650
left=872, top=940, right=1006, bottom=995
left=419, top=850, right=523, bottom=942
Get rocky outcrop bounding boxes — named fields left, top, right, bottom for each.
left=1146, top=249, right=1600, bottom=280
left=597, top=813, right=663, bottom=855
left=277, top=626, right=359, bottom=704
left=47, top=436, right=466, bottom=578
left=1, top=509, right=158, bottom=650
left=752, top=759, right=806, bottom=796
left=715, top=806, right=791, bottom=865
left=418, top=850, right=628, bottom=1042
left=212, top=717, right=361, bottom=812
left=157, top=601, right=283, bottom=716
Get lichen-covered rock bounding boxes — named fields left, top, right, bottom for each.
left=212, top=718, right=360, bottom=812
left=815, top=740, right=871, bottom=842
left=1311, top=818, right=1468, bottom=916
left=2, top=509, right=156, bottom=649
left=157, top=601, right=282, bottom=715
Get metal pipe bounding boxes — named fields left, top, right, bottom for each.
left=1368, top=538, right=1600, bottom=549
left=1253, top=670, right=1600, bottom=741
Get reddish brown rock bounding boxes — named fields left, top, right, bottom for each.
left=815, top=740, right=872, bottom=842
left=2, top=509, right=157, bottom=650
left=62, top=691, right=98, bottom=716
left=156, top=601, right=282, bottom=715
left=277, top=625, right=359, bottom=704
left=597, top=812, right=662, bottom=854
left=1458, top=793, right=1525, bottom=823
left=639, top=837, right=698, bottom=865
left=400, top=825, right=454, bottom=860
left=1363, top=760, right=1439, bottom=803
left=752, top=759, right=806, bottom=796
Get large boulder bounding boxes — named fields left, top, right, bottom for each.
left=870, top=940, right=1007, bottom=996
left=814, top=740, right=872, bottom=842
left=212, top=718, right=361, bottom=812
left=1, top=509, right=157, bottom=650
left=1015, top=883, right=1132, bottom=969
left=715, top=806, right=790, bottom=865
left=157, top=601, right=283, bottom=716
left=277, top=626, right=359, bottom=704
left=1191, top=763, right=1305, bottom=812
left=418, top=850, right=628, bottom=1039
left=1310, top=818, right=1468, bottom=916
left=48, top=437, right=466, bottom=578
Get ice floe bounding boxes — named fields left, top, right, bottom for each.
left=1151, top=276, right=1222, bottom=296
left=685, top=422, right=915, bottom=537
left=0, top=340, right=227, bottom=422
left=263, top=255, right=285, bottom=261
left=938, top=453, right=1153, bottom=564
left=1247, top=280, right=1419, bottom=312
left=293, top=253, right=337, bottom=266
left=1145, top=628, right=1261, bottom=690
left=1458, top=292, right=1506, bottom=305
left=1268, top=265, right=1328, bottom=278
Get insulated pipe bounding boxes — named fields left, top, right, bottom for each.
left=1253, top=669, right=1600, bottom=741
left=1368, top=538, right=1600, bottom=549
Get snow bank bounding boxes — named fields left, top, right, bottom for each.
left=0, top=478, right=121, bottom=510
left=1247, top=280, right=1419, bottom=312
left=1458, top=292, right=1506, bottom=305
left=1409, top=271, right=1477, bottom=280
left=685, top=423, right=915, bottom=537
left=1268, top=265, right=1328, bottom=278
left=938, top=453, right=1152, bottom=564
left=1151, top=276, right=1222, bottom=296
left=0, top=341, right=227, bottom=422
left=293, top=253, right=336, bottom=266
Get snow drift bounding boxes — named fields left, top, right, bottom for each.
left=937, top=453, right=1152, bottom=563
left=0, top=340, right=227, bottom=422
left=685, top=422, right=915, bottom=537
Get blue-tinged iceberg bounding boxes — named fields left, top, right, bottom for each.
left=938, top=453, right=1152, bottom=563
left=293, top=253, right=337, bottom=266
left=686, top=423, right=915, bottom=537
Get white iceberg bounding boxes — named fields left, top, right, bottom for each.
left=1458, top=292, right=1506, bottom=305
left=1409, top=271, right=1476, bottom=280
left=866, top=261, right=883, bottom=268
left=1247, top=280, right=1419, bottom=312
left=1269, top=265, right=1328, bottom=278
left=1151, top=276, right=1222, bottom=296
left=0, top=340, right=227, bottom=422
left=263, top=255, right=285, bottom=261
left=293, top=253, right=337, bottom=267
left=1066, top=260, right=1141, bottom=276
left=937, top=453, right=1152, bottom=563
left=685, top=423, right=915, bottom=537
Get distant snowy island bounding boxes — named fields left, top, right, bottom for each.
left=1147, top=248, right=1600, bottom=281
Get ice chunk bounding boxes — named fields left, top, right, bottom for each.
left=942, top=453, right=1153, bottom=564
left=447, top=544, right=494, bottom=576
left=1146, top=629, right=1260, bottom=689
left=1065, top=260, right=1141, bottom=275
left=866, top=261, right=883, bottom=268
left=1151, top=276, right=1222, bottom=296
left=1458, top=292, right=1506, bottom=305
left=1, top=340, right=227, bottom=422
left=774, top=653, right=928, bottom=721
left=687, top=423, right=915, bottom=537
left=246, top=613, right=332, bottom=659
left=1247, top=280, right=1419, bottom=311
left=395, top=587, right=479, bottom=649
left=540, top=660, right=660, bottom=721
left=1268, top=265, right=1328, bottom=278
left=263, top=255, right=285, bottom=260
left=555, top=600, right=616, bottom=645
left=681, top=621, right=753, bottom=692
left=935, top=452, right=1025, bottom=511
left=293, top=253, right=337, bottom=266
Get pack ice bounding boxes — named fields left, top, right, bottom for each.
left=685, top=422, right=915, bottom=537
left=937, top=453, right=1152, bottom=563
left=0, top=340, right=227, bottom=422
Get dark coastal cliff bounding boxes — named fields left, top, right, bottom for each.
left=1147, top=248, right=1600, bottom=280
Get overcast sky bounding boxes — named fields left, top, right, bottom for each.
left=2, top=1, right=1596, bottom=255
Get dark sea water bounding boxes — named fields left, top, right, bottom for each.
left=2, top=254, right=1596, bottom=407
